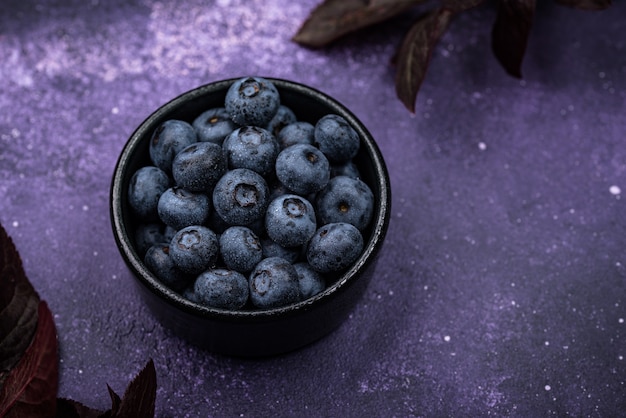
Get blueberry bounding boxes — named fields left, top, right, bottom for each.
left=314, top=114, right=360, bottom=163
left=306, top=222, right=364, bottom=274
left=268, top=179, right=293, bottom=202
left=261, top=238, right=302, bottom=264
left=163, top=225, right=177, bottom=242
left=182, top=286, right=201, bottom=303
left=194, top=268, right=249, bottom=310
left=144, top=243, right=193, bottom=292
left=149, top=119, right=197, bottom=172
left=192, top=107, right=237, bottom=144
left=128, top=166, right=172, bottom=221
left=249, top=257, right=301, bottom=309
left=315, top=175, right=374, bottom=232
left=275, top=144, right=330, bottom=195
left=265, top=105, right=297, bottom=137
left=265, top=194, right=316, bottom=248
left=223, top=126, right=279, bottom=177
left=135, top=222, right=167, bottom=257
left=169, top=225, right=219, bottom=275
left=212, top=168, right=269, bottom=226
left=172, top=142, right=226, bottom=192
left=225, top=76, right=280, bottom=127
left=158, top=187, right=211, bottom=230
left=206, top=210, right=230, bottom=235
left=294, top=262, right=326, bottom=299
left=277, top=121, right=314, bottom=150
left=244, top=217, right=266, bottom=238
left=330, top=160, right=361, bottom=179
left=219, top=226, right=263, bottom=273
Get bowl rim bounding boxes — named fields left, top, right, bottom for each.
left=110, top=76, right=391, bottom=322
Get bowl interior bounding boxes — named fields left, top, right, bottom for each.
left=111, top=77, right=391, bottom=322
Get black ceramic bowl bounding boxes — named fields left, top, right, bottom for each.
left=110, top=77, right=391, bottom=357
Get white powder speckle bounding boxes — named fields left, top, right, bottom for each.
left=545, top=385, right=551, bottom=391
left=82, top=205, right=89, bottom=211
left=444, top=335, right=451, bottom=342
left=609, top=185, right=621, bottom=195
left=12, top=221, right=19, bottom=227
left=619, top=318, right=624, bottom=324
left=478, top=142, right=487, bottom=151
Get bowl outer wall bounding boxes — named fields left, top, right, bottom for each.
left=110, top=78, right=391, bottom=357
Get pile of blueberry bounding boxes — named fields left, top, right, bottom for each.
left=128, top=76, right=375, bottom=310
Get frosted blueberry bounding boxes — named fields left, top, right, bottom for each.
left=158, top=187, right=211, bottom=231
left=169, top=225, right=219, bottom=275
left=149, top=119, right=197, bottom=172
left=144, top=242, right=193, bottom=292
left=225, top=76, right=280, bottom=127
left=294, top=262, right=326, bottom=299
left=277, top=121, right=315, bottom=150
left=265, top=194, right=316, bottom=248
left=212, top=169, right=270, bottom=226
left=330, top=160, right=361, bottom=179
left=314, top=114, right=360, bottom=163
left=316, top=175, right=374, bottom=232
left=261, top=237, right=302, bottom=264
left=128, top=166, right=172, bottom=221
left=219, top=226, right=263, bottom=273
left=194, top=268, right=249, bottom=310
left=275, top=144, right=330, bottom=195
left=265, top=105, right=297, bottom=137
left=135, top=223, right=167, bottom=257
left=249, top=257, right=301, bottom=309
left=172, top=142, right=226, bottom=192
left=223, top=126, right=279, bottom=177
left=307, top=222, right=363, bottom=274
left=192, top=107, right=237, bottom=144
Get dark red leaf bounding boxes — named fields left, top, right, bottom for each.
left=554, top=0, right=611, bottom=10
left=113, top=359, right=156, bottom=418
left=55, top=362, right=155, bottom=418
left=442, top=0, right=486, bottom=13
left=55, top=398, right=105, bottom=418
left=491, top=0, right=536, bottom=78
left=0, top=223, right=40, bottom=387
left=394, top=8, right=453, bottom=113
left=0, top=301, right=58, bottom=418
left=107, top=384, right=121, bottom=415
left=293, top=0, right=428, bottom=48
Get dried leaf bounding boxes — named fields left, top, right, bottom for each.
left=293, top=0, right=428, bottom=48
left=491, top=0, right=536, bottom=78
left=554, top=0, right=611, bottom=10
left=394, top=8, right=453, bottom=113
left=0, top=223, right=40, bottom=386
left=114, top=359, right=156, bottom=418
left=0, top=301, right=58, bottom=418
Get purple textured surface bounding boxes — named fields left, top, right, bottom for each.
left=1, top=1, right=626, bottom=416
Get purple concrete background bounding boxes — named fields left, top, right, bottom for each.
left=1, top=1, right=625, bottom=416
